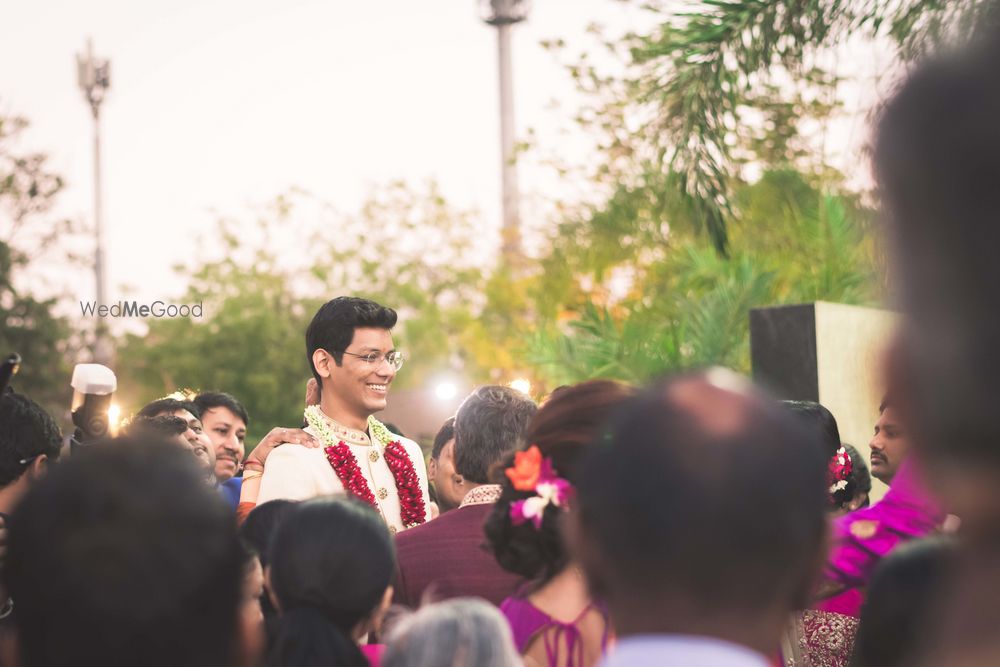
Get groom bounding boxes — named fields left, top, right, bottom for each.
left=256, top=297, right=430, bottom=533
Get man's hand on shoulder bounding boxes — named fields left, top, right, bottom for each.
left=245, top=427, right=321, bottom=473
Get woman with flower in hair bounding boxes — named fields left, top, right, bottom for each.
left=484, top=379, right=634, bottom=667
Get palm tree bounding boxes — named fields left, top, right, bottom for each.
left=628, top=0, right=998, bottom=253
left=526, top=169, right=879, bottom=386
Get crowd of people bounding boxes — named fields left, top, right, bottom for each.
left=3, top=27, right=1000, bottom=667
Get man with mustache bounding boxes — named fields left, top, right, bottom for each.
left=253, top=297, right=431, bottom=533
left=194, top=392, right=250, bottom=484
left=869, top=398, right=908, bottom=484
left=820, top=395, right=945, bottom=612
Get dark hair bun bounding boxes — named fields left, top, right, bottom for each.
left=483, top=380, right=633, bottom=585
left=483, top=459, right=568, bottom=581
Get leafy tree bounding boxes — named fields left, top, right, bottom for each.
left=0, top=112, right=79, bottom=418
left=116, top=183, right=490, bottom=443
left=621, top=0, right=998, bottom=251
left=526, top=168, right=879, bottom=387
left=518, top=17, right=884, bottom=387
left=308, top=181, right=489, bottom=387
left=115, top=230, right=317, bottom=444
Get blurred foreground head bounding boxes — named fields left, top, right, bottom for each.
left=569, top=370, right=828, bottom=654
left=876, top=36, right=1000, bottom=460
left=851, top=538, right=957, bottom=667
left=874, top=32, right=1000, bottom=532
left=3, top=439, right=248, bottom=667
left=266, top=497, right=395, bottom=667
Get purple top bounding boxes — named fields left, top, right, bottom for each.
left=501, top=596, right=609, bottom=667
left=825, top=457, right=945, bottom=590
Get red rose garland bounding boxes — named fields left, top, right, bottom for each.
left=325, top=442, right=376, bottom=506
left=384, top=440, right=427, bottom=528
left=323, top=439, right=426, bottom=529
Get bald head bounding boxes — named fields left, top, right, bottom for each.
left=572, top=371, right=828, bottom=639
left=666, top=369, right=761, bottom=438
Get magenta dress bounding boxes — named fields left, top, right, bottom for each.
left=825, top=457, right=945, bottom=590
left=501, top=596, right=609, bottom=667
left=784, top=457, right=946, bottom=667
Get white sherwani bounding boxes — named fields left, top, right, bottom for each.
left=257, top=411, right=431, bottom=534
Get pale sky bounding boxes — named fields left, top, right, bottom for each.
left=1, top=0, right=893, bottom=319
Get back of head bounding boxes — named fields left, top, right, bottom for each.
left=782, top=400, right=841, bottom=458
left=239, top=499, right=300, bottom=569
left=841, top=443, right=872, bottom=509
left=573, top=371, right=828, bottom=623
left=193, top=391, right=249, bottom=427
left=266, top=497, right=395, bottom=667
left=431, top=417, right=456, bottom=460
left=484, top=380, right=634, bottom=582
left=304, top=296, right=398, bottom=383
left=4, top=438, right=242, bottom=667
left=874, top=34, right=1000, bottom=465
left=851, top=538, right=957, bottom=667
left=382, top=598, right=522, bottom=667
left=453, top=386, right=538, bottom=484
left=783, top=401, right=861, bottom=509
left=0, top=391, right=61, bottom=488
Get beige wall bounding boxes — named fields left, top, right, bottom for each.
left=814, top=302, right=898, bottom=501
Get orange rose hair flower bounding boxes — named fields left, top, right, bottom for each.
left=506, top=445, right=543, bottom=491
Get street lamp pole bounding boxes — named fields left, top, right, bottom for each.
left=481, top=1, right=529, bottom=265
left=76, top=38, right=112, bottom=365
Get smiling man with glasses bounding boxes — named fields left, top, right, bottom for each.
left=254, top=297, right=431, bottom=533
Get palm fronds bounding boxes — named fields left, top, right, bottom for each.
left=627, top=0, right=999, bottom=253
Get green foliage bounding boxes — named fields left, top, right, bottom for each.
left=9, top=0, right=910, bottom=423
left=116, top=244, right=317, bottom=445
left=311, top=181, right=488, bottom=388
left=526, top=169, right=879, bottom=386
left=618, top=0, right=999, bottom=251
left=0, top=113, right=78, bottom=418
left=116, top=183, right=488, bottom=443
left=519, top=14, right=889, bottom=388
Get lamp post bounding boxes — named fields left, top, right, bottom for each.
left=76, top=39, right=112, bottom=365
left=480, top=1, right=529, bottom=265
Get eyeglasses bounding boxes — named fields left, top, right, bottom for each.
left=18, top=453, right=44, bottom=466
left=340, top=350, right=405, bottom=371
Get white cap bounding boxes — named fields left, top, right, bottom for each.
left=70, top=364, right=117, bottom=395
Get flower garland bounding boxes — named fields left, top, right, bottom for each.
left=828, top=446, right=854, bottom=496
left=505, top=445, right=573, bottom=530
left=383, top=441, right=427, bottom=528
left=325, top=441, right=376, bottom=505
left=304, top=406, right=426, bottom=528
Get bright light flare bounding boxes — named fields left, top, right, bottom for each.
left=509, top=378, right=531, bottom=395
left=435, top=382, right=458, bottom=401
left=108, top=403, right=122, bottom=435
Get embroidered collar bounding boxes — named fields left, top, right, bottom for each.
left=310, top=408, right=372, bottom=446
left=459, top=484, right=502, bottom=508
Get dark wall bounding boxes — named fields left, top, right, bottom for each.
left=750, top=303, right=818, bottom=402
